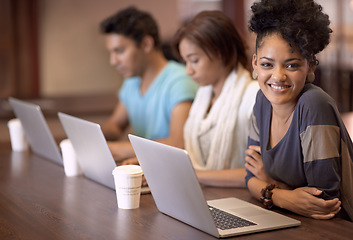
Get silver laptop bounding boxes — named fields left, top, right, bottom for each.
left=58, top=112, right=150, bottom=193
left=128, top=134, right=301, bottom=238
left=8, top=97, right=63, bottom=166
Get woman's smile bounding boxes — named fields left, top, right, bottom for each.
left=268, top=82, right=292, bottom=91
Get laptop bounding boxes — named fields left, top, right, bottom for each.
left=128, top=134, right=301, bottom=238
left=8, top=97, right=63, bottom=166
left=58, top=112, right=150, bottom=193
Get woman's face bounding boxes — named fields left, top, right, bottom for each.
left=179, top=38, right=226, bottom=86
left=252, top=33, right=314, bottom=108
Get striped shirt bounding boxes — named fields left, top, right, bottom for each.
left=245, top=83, right=353, bottom=220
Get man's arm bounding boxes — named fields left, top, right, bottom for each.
left=102, top=101, right=129, bottom=141
left=104, top=101, right=137, bottom=162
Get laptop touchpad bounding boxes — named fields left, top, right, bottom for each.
left=231, top=207, right=270, bottom=217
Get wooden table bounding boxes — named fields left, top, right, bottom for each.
left=0, top=149, right=352, bottom=240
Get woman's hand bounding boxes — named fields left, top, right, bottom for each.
left=245, top=145, right=274, bottom=183
left=274, top=187, right=341, bottom=220
left=121, top=157, right=139, bottom=165
left=246, top=166, right=340, bottom=220
left=245, top=145, right=292, bottom=189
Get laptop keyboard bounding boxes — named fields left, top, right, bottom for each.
left=208, top=206, right=257, bottom=230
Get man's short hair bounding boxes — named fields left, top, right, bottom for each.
left=100, top=6, right=161, bottom=49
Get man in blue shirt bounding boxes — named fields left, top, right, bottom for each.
left=100, top=7, right=198, bottom=161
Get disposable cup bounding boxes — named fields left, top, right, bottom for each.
left=60, top=139, right=83, bottom=177
left=112, top=165, right=143, bottom=209
left=7, top=118, right=29, bottom=152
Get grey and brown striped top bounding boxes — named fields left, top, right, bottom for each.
left=245, top=83, right=353, bottom=221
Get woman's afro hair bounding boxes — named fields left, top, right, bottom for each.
left=249, top=0, right=332, bottom=65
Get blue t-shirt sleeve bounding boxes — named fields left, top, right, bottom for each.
left=166, top=74, right=198, bottom=114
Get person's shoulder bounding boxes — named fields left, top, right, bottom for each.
left=255, top=88, right=267, bottom=103
left=297, top=84, right=340, bottom=125
left=166, top=60, right=185, bottom=69
left=252, top=89, right=270, bottom=113
left=163, top=61, right=194, bottom=84
left=298, top=83, right=336, bottom=110
left=164, top=60, right=187, bottom=74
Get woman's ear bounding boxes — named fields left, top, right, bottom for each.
left=309, top=65, right=317, bottom=73
left=252, top=53, right=258, bottom=70
left=306, top=65, right=317, bottom=83
left=251, top=54, right=258, bottom=80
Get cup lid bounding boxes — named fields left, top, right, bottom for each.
left=7, top=118, right=21, bottom=127
left=112, top=165, right=143, bottom=175
left=59, top=138, right=71, bottom=146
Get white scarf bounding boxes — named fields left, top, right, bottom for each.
left=184, top=63, right=252, bottom=170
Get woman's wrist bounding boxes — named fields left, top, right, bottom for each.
left=260, top=184, right=279, bottom=209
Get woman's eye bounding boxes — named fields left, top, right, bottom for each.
left=287, top=63, right=299, bottom=69
left=114, top=48, right=124, bottom=54
left=260, top=62, right=272, bottom=68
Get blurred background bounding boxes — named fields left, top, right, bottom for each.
left=0, top=0, right=352, bottom=115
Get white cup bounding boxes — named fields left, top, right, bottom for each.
left=60, top=139, right=83, bottom=177
left=7, top=118, right=29, bottom=152
left=112, top=165, right=143, bottom=209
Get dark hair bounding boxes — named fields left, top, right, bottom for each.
left=249, top=0, right=332, bottom=66
left=100, top=6, right=161, bottom=49
left=172, top=11, right=248, bottom=70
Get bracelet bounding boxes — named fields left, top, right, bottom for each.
left=260, top=184, right=278, bottom=209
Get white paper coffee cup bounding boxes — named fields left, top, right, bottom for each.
left=7, top=118, right=29, bottom=152
left=60, top=139, right=83, bottom=177
left=112, top=165, right=143, bottom=209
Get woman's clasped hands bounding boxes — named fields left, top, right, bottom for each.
left=245, top=145, right=341, bottom=219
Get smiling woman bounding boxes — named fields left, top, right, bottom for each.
left=244, top=0, right=353, bottom=222
left=253, top=33, right=311, bottom=111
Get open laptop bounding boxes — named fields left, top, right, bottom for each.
left=58, top=112, right=150, bottom=193
left=128, top=134, right=301, bottom=238
left=8, top=97, right=63, bottom=166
